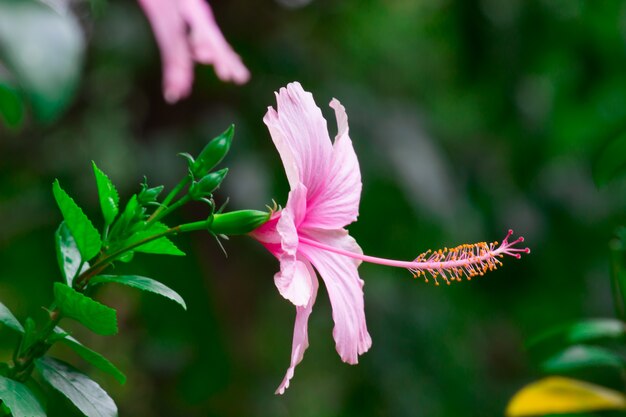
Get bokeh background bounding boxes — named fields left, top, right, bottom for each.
left=2, top=0, right=626, bottom=416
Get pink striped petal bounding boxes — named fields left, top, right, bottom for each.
left=303, top=98, right=362, bottom=229
left=138, top=0, right=193, bottom=103
left=179, top=0, right=250, bottom=84
left=275, top=261, right=319, bottom=395
left=299, top=228, right=371, bottom=364
left=263, top=82, right=333, bottom=200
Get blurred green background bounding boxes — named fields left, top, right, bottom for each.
left=2, top=0, right=626, bottom=416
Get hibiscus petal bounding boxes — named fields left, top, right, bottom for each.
left=276, top=262, right=319, bottom=395
left=303, top=98, right=362, bottom=229
left=137, top=0, right=193, bottom=103
left=263, top=82, right=333, bottom=199
left=274, top=184, right=310, bottom=306
left=299, top=228, right=372, bottom=364
left=178, top=0, right=250, bottom=84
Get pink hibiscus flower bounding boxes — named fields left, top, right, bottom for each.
left=252, top=82, right=529, bottom=394
left=137, top=0, right=250, bottom=103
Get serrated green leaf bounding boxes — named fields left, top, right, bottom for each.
left=0, top=1, right=84, bottom=123
left=134, top=236, right=185, bottom=256
left=540, top=345, right=625, bottom=374
left=91, top=275, right=186, bottom=310
left=0, top=82, right=24, bottom=128
left=92, top=162, right=119, bottom=226
left=36, top=356, right=117, bottom=417
left=0, top=375, right=45, bottom=417
left=53, top=283, right=117, bottom=335
left=126, top=223, right=184, bottom=256
left=52, top=180, right=102, bottom=261
left=0, top=301, right=24, bottom=333
left=53, top=328, right=126, bottom=384
left=55, top=222, right=89, bottom=287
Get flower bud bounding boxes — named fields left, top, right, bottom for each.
left=191, top=125, right=234, bottom=177
left=210, top=210, right=270, bottom=236
left=189, top=169, right=228, bottom=200
left=138, top=185, right=164, bottom=205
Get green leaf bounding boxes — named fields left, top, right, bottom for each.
left=91, top=275, right=186, bottom=310
left=55, top=222, right=89, bottom=287
left=134, top=235, right=185, bottom=256
left=0, top=302, right=24, bottom=333
left=527, top=319, right=626, bottom=350
left=0, top=82, right=24, bottom=128
left=0, top=375, right=45, bottom=417
left=540, top=345, right=625, bottom=374
left=36, top=356, right=117, bottom=417
left=0, top=0, right=84, bottom=123
left=54, top=328, right=126, bottom=384
left=92, top=162, right=119, bottom=226
left=52, top=180, right=102, bottom=261
left=506, top=377, right=626, bottom=416
left=127, top=223, right=185, bottom=256
left=53, top=283, right=117, bottom=335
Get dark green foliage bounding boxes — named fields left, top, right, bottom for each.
left=36, top=357, right=117, bottom=417
left=0, top=376, right=45, bottom=417
left=53, top=283, right=118, bottom=336
left=540, top=345, right=625, bottom=374
left=0, top=82, right=24, bottom=128
left=52, top=180, right=102, bottom=262
left=527, top=319, right=626, bottom=353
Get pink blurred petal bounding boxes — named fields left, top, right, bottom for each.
left=303, top=98, right=362, bottom=229
left=300, top=228, right=371, bottom=364
left=138, top=0, right=248, bottom=103
left=275, top=261, right=318, bottom=395
left=179, top=0, right=250, bottom=84
left=137, top=0, right=194, bottom=103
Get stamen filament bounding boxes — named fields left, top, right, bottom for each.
left=298, top=229, right=529, bottom=286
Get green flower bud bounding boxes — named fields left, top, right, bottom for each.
left=138, top=184, right=164, bottom=205
left=192, top=125, right=234, bottom=177
left=210, top=210, right=270, bottom=236
left=189, top=168, right=228, bottom=200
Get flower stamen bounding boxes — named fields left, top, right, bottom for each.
left=410, top=229, right=529, bottom=285
left=298, top=229, right=529, bottom=286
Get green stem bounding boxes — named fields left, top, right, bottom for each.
left=147, top=177, right=191, bottom=224
left=151, top=195, right=191, bottom=224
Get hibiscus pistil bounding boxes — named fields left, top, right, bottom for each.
left=299, top=228, right=529, bottom=286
